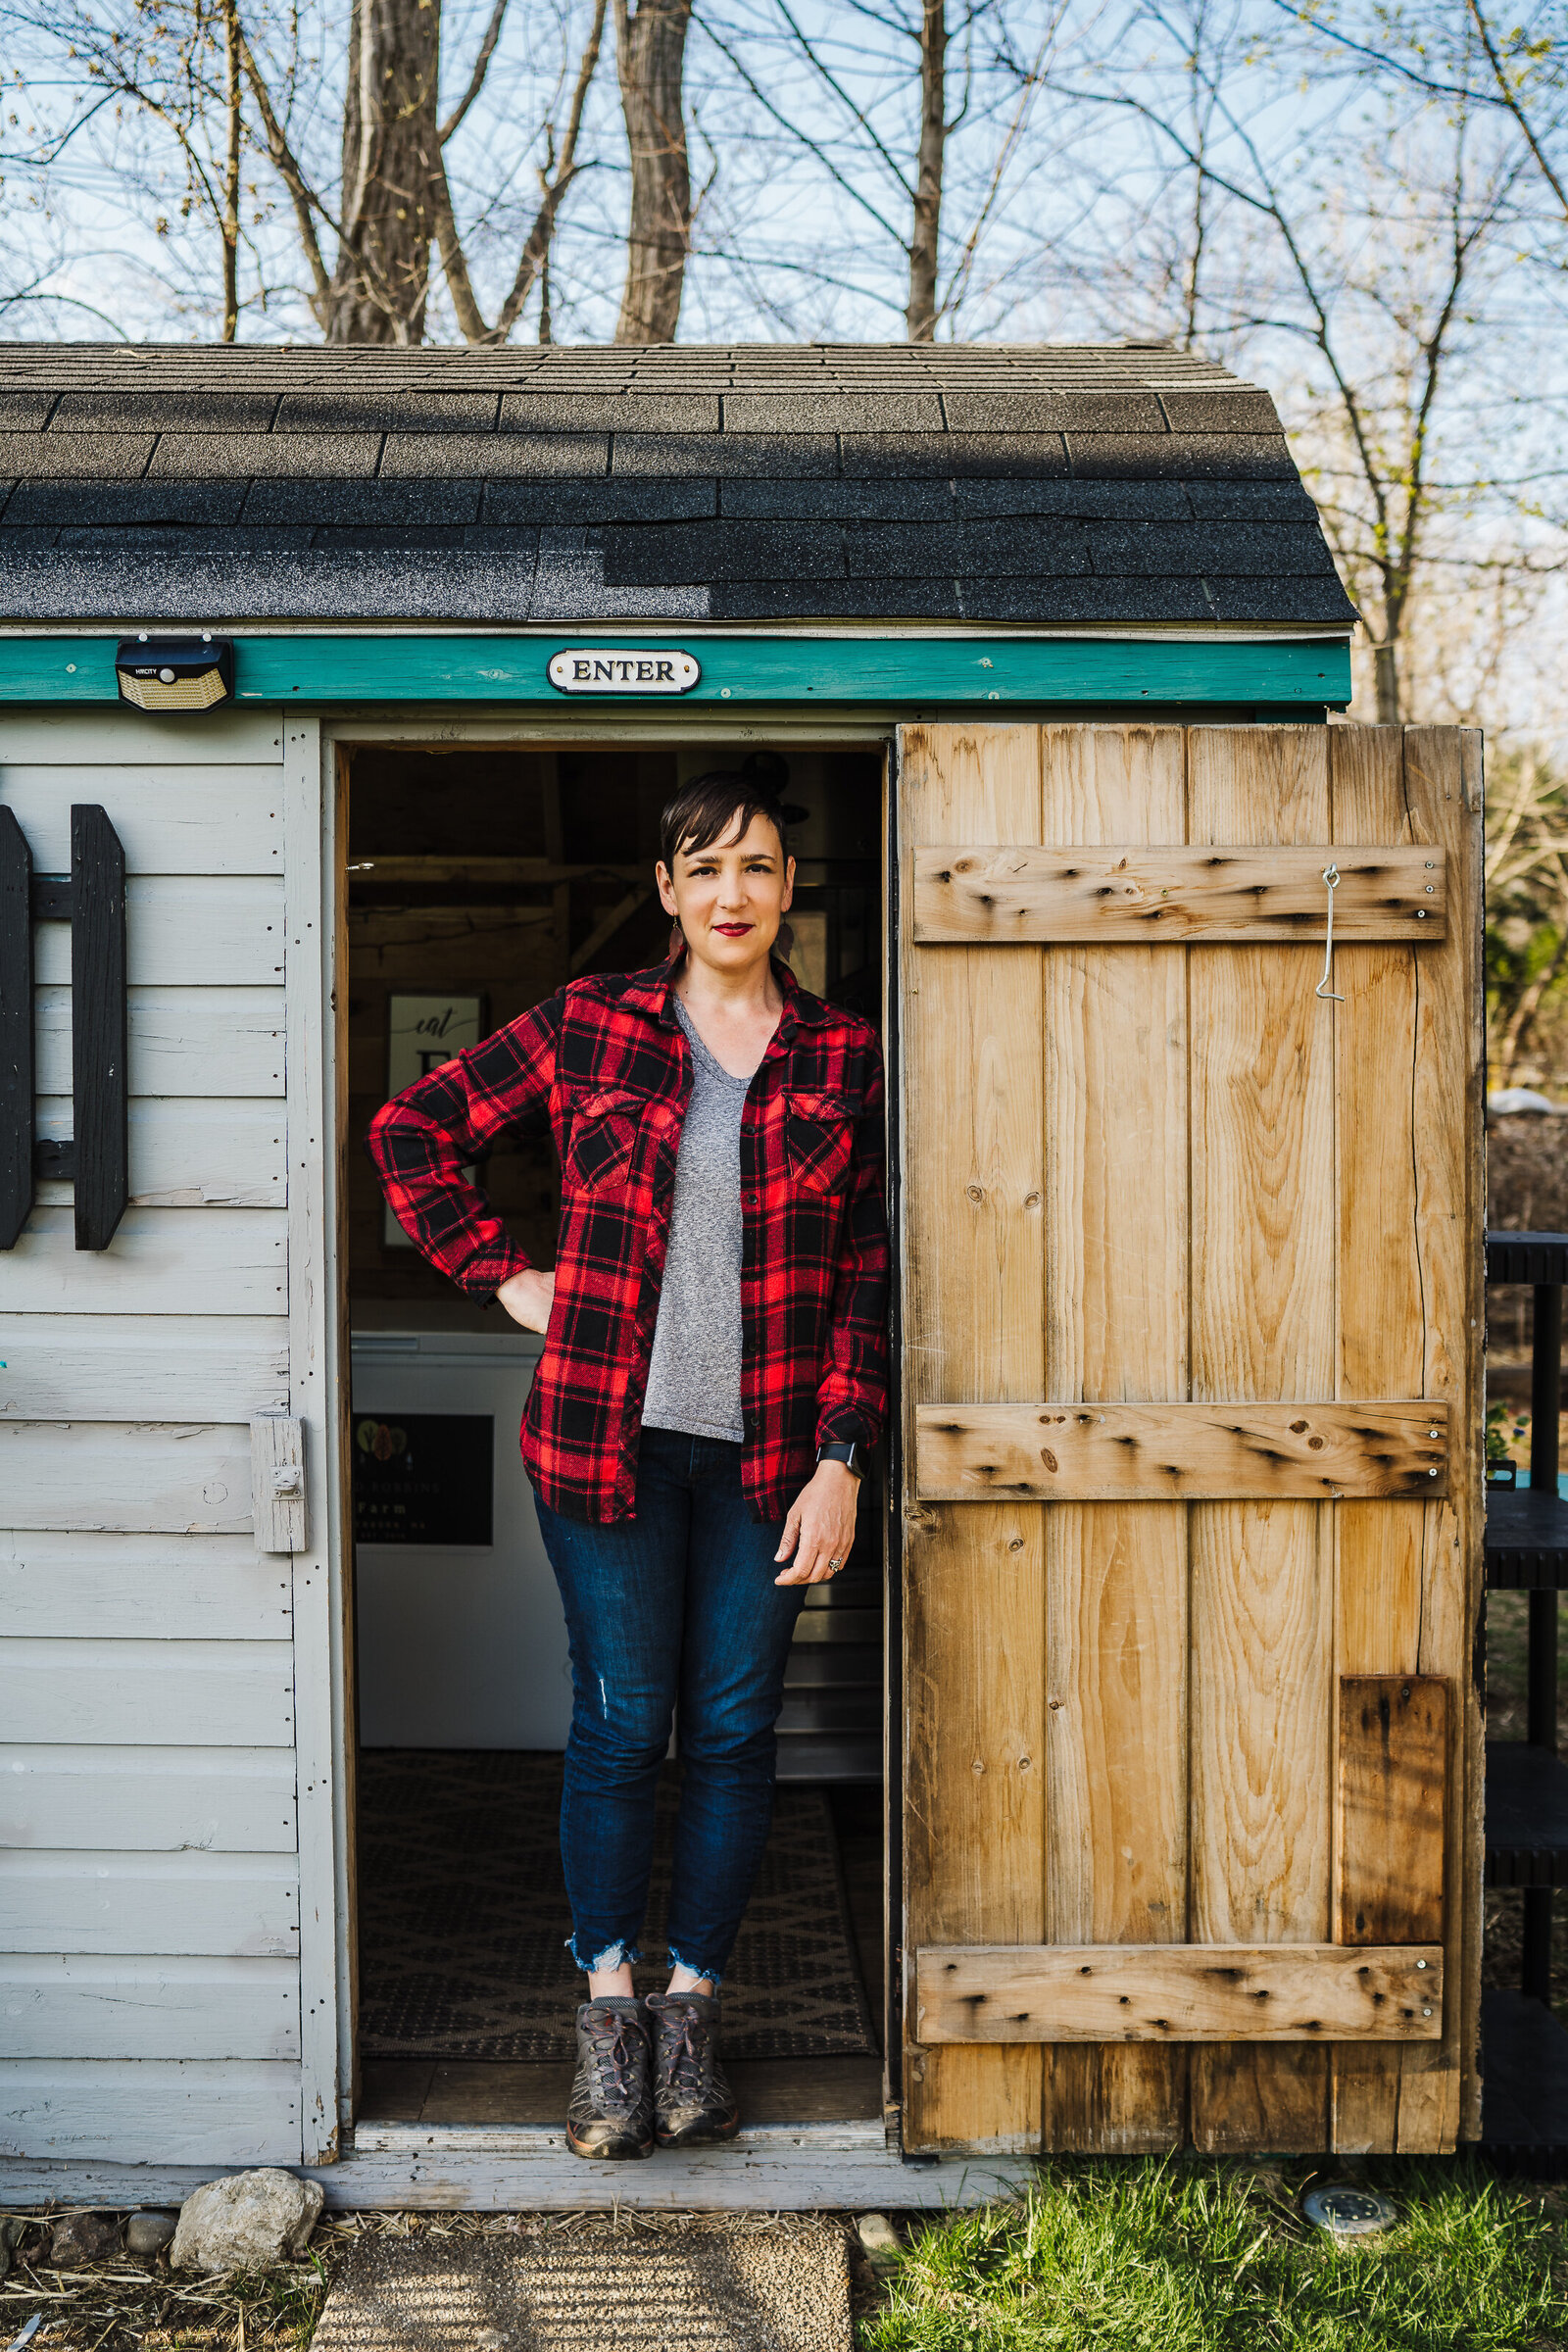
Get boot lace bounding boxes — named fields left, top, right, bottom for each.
left=660, top=2005, right=710, bottom=2099
left=585, top=2014, right=644, bottom=2111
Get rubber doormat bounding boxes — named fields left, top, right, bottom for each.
left=357, top=1751, right=877, bottom=2062
left=311, top=2228, right=852, bottom=2352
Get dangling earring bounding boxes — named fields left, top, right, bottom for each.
left=667, top=920, right=685, bottom=958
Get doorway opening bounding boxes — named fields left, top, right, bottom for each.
left=340, top=734, right=890, bottom=2132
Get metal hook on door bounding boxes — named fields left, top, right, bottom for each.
left=1315, top=863, right=1345, bottom=1003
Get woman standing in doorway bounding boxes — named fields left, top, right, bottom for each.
left=368, top=770, right=888, bottom=2162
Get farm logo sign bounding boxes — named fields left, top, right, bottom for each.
left=548, top=648, right=701, bottom=695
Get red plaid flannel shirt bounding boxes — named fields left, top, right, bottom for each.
left=367, top=955, right=889, bottom=1525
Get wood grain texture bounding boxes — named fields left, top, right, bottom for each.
left=251, top=1413, right=307, bottom=1553
left=1402, top=727, right=1485, bottom=2151
left=0, top=2060, right=301, bottom=2167
left=33, top=877, right=287, bottom=988
left=0, top=1206, right=286, bottom=1316
left=914, top=843, right=1446, bottom=942
left=1336, top=1678, right=1446, bottom=1944
left=0, top=1531, right=291, bottom=1638
left=0, top=1319, right=290, bottom=1421
left=1, top=1956, right=300, bottom=2062
left=0, top=1421, right=256, bottom=1534
left=4, top=1636, right=294, bottom=1745
left=34, top=986, right=286, bottom=1098
left=916, top=1942, right=1443, bottom=2042
left=899, top=722, right=1046, bottom=2151
left=1329, top=717, right=1434, bottom=2149
left=0, top=1746, right=298, bottom=1852
left=1039, top=724, right=1190, bottom=2151
left=1189, top=726, right=1334, bottom=2154
left=0, top=1850, right=299, bottom=1957
left=33, top=1096, right=288, bottom=1209
left=0, top=758, right=284, bottom=871
left=917, top=1400, right=1447, bottom=1501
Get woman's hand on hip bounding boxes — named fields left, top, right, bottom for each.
left=496, top=1267, right=556, bottom=1334
left=774, top=1459, right=859, bottom=1586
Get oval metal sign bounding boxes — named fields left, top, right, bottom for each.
left=548, top=648, right=701, bottom=695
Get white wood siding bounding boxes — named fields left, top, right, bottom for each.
left=0, top=706, right=334, bottom=2170
left=0, top=2061, right=302, bottom=2164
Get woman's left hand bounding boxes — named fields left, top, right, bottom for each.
left=774, top=1460, right=860, bottom=1586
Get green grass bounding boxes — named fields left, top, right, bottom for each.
left=861, top=2160, right=1565, bottom=2352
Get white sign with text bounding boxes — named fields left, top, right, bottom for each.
left=548, top=648, right=701, bottom=695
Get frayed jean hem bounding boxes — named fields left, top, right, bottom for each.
left=665, top=1941, right=724, bottom=1992
left=568, top=1936, right=643, bottom=1974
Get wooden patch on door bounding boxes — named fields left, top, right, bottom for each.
left=915, top=1942, right=1443, bottom=2042
left=911, top=844, right=1446, bottom=942
left=1336, top=1676, right=1446, bottom=1944
left=914, top=1401, right=1447, bottom=1501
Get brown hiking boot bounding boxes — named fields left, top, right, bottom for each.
left=646, top=1991, right=742, bottom=2148
left=565, top=1997, right=655, bottom=2160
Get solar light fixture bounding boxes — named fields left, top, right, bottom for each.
left=115, top=633, right=234, bottom=711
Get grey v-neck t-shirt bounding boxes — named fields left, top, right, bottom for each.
left=641, top=997, right=750, bottom=1445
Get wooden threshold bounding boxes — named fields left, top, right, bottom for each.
left=358, top=2056, right=884, bottom=2131
left=0, top=2144, right=1038, bottom=2213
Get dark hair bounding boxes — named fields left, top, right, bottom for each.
left=659, top=754, right=791, bottom=873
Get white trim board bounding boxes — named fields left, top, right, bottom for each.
left=0, top=2144, right=1039, bottom=2212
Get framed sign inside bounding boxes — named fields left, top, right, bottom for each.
left=352, top=1412, right=495, bottom=1546
left=383, top=993, right=487, bottom=1249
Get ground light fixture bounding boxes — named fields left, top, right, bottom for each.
left=115, top=633, right=235, bottom=710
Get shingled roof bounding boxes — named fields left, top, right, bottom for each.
left=0, top=343, right=1357, bottom=630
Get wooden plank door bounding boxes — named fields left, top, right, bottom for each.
left=896, top=723, right=1482, bottom=2156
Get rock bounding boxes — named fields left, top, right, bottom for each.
left=126, top=2210, right=178, bottom=2257
left=0, top=2217, right=24, bottom=2280
left=856, top=2213, right=902, bottom=2273
left=172, top=2171, right=324, bottom=2275
left=48, top=2211, right=122, bottom=2265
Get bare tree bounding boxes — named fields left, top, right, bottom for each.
left=612, top=0, right=692, bottom=341
left=4, top=0, right=609, bottom=342
left=907, top=0, right=947, bottom=336
left=1048, top=1, right=1537, bottom=722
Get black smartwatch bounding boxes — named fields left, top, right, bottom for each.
left=817, top=1442, right=863, bottom=1479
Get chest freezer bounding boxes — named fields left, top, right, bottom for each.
left=351, top=1327, right=571, bottom=1748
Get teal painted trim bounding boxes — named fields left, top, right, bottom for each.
left=0, top=631, right=1351, bottom=708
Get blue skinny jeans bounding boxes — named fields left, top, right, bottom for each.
left=532, top=1427, right=807, bottom=1986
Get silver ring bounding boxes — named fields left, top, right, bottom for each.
left=827, top=1557, right=842, bottom=1572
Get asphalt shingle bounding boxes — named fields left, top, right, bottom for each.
left=943, top=391, right=1166, bottom=433
left=953, top=478, right=1192, bottom=519
left=717, top=479, right=954, bottom=520
left=4, top=478, right=250, bottom=527
left=1086, top=520, right=1338, bottom=575
left=0, top=343, right=1355, bottom=631
left=242, top=478, right=484, bottom=526
left=481, top=479, right=716, bottom=523
left=846, top=520, right=1093, bottom=577
left=0, top=432, right=155, bottom=479
left=1067, top=431, right=1296, bottom=479
left=276, top=390, right=501, bottom=432
left=148, top=431, right=381, bottom=478
left=958, top=575, right=1217, bottom=622
left=501, top=392, right=718, bottom=433
left=842, top=432, right=1069, bottom=478
left=53, top=390, right=281, bottom=432
left=382, top=432, right=609, bottom=477
left=602, top=520, right=847, bottom=583
left=721, top=392, right=944, bottom=433
left=610, top=432, right=840, bottom=476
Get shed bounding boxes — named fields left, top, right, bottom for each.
left=0, top=342, right=1483, bottom=2209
